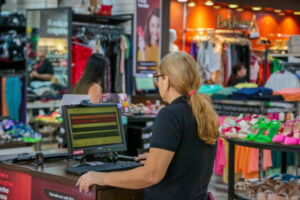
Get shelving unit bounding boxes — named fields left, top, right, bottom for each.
left=213, top=99, right=299, bottom=117
left=226, top=137, right=300, bottom=200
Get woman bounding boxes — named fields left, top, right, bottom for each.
left=72, top=53, right=106, bottom=103
left=227, top=63, right=247, bottom=87
left=77, top=51, right=219, bottom=200
left=137, top=8, right=160, bottom=68
left=30, top=46, right=54, bottom=81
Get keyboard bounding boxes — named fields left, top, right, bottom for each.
left=66, top=161, right=142, bottom=175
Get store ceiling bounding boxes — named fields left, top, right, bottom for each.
left=213, top=0, right=300, bottom=11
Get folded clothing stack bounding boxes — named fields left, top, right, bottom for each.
left=232, top=87, right=273, bottom=100
left=0, top=120, right=41, bottom=143
left=274, top=88, right=300, bottom=102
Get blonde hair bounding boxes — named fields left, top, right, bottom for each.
left=159, top=51, right=219, bottom=144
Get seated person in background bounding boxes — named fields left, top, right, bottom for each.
left=72, top=53, right=106, bottom=104
left=30, top=46, right=54, bottom=81
left=227, top=63, right=247, bottom=87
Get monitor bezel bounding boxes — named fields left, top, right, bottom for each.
left=62, top=103, right=127, bottom=157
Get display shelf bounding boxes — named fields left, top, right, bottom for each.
left=0, top=25, right=26, bottom=33
left=226, top=137, right=300, bottom=153
left=225, top=137, right=300, bottom=200
left=0, top=140, right=31, bottom=149
left=26, top=100, right=61, bottom=109
left=72, top=13, right=133, bottom=25
left=269, top=53, right=300, bottom=57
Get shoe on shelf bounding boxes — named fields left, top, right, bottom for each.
left=255, top=120, right=281, bottom=143
left=272, top=120, right=294, bottom=144
left=283, top=120, right=300, bottom=146
left=244, top=117, right=269, bottom=142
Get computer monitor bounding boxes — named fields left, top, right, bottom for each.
left=62, top=103, right=127, bottom=156
left=135, top=75, right=156, bottom=91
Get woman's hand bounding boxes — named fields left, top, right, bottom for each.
left=76, top=171, right=105, bottom=193
left=135, top=153, right=148, bottom=164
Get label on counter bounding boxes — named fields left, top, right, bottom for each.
left=0, top=168, right=31, bottom=200
left=31, top=177, right=95, bottom=200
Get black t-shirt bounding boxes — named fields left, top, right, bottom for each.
left=145, top=96, right=217, bottom=200
left=32, top=59, right=54, bottom=81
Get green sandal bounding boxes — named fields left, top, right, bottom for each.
left=255, top=120, right=281, bottom=143
left=244, top=118, right=269, bottom=141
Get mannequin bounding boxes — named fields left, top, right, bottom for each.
left=169, top=29, right=179, bottom=52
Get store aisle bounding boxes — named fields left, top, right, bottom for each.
left=208, top=174, right=228, bottom=200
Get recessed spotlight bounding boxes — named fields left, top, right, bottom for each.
left=228, top=4, right=238, bottom=9
left=274, top=9, right=281, bottom=13
left=252, top=7, right=262, bottom=11
left=213, top=5, right=221, bottom=9
left=178, top=0, right=188, bottom=2
left=205, top=1, right=214, bottom=6
left=294, top=11, right=300, bottom=15
left=188, top=2, right=196, bottom=7
left=236, top=8, right=244, bottom=12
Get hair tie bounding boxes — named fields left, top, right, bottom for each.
left=188, top=90, right=197, bottom=96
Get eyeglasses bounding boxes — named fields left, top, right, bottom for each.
left=153, top=74, right=164, bottom=83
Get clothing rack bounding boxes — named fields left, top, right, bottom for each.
left=184, top=28, right=244, bottom=36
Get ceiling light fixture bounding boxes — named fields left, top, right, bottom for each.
left=188, top=1, right=196, bottom=7
left=228, top=4, right=238, bottom=9
left=213, top=5, right=221, bottom=9
left=274, top=9, right=281, bottom=13
left=178, top=0, right=188, bottom=2
left=252, top=7, right=262, bottom=11
left=236, top=8, right=244, bottom=12
left=278, top=12, right=285, bottom=16
left=205, top=1, right=214, bottom=6
left=294, top=11, right=300, bottom=15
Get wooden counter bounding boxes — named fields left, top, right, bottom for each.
left=0, top=159, right=143, bottom=200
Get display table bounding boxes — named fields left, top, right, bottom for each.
left=225, top=137, right=300, bottom=200
left=0, top=140, right=31, bottom=149
left=0, top=159, right=143, bottom=200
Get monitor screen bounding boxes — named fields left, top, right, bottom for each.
left=62, top=104, right=127, bottom=156
left=135, top=76, right=156, bottom=91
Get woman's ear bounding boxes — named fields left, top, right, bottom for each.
left=164, top=75, right=171, bottom=90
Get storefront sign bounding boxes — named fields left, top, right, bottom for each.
left=31, top=177, right=95, bottom=200
left=40, top=9, right=69, bottom=38
left=217, top=15, right=252, bottom=29
left=135, top=0, right=161, bottom=74
left=0, top=169, right=31, bottom=200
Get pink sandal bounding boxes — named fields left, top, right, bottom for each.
left=283, top=120, right=300, bottom=146
left=272, top=120, right=293, bottom=144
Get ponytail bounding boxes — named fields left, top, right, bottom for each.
left=159, top=51, right=219, bottom=145
left=189, top=93, right=219, bottom=145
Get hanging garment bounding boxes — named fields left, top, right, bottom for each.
left=20, top=76, right=26, bottom=123
left=120, top=36, right=128, bottom=94
left=5, top=77, right=22, bottom=121
left=226, top=44, right=232, bottom=84
left=265, top=70, right=300, bottom=91
left=71, top=40, right=93, bottom=86
left=0, top=77, right=2, bottom=115
left=257, top=61, right=271, bottom=86
left=1, top=77, right=8, bottom=116
left=190, top=41, right=199, bottom=60
left=222, top=43, right=229, bottom=86
left=114, top=43, right=122, bottom=93
left=250, top=55, right=260, bottom=83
